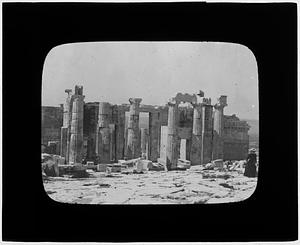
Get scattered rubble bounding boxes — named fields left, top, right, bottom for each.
left=43, top=165, right=257, bottom=204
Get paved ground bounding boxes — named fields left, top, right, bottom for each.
left=43, top=165, right=257, bottom=204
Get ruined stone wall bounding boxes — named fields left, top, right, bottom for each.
left=53, top=87, right=251, bottom=166
left=42, top=106, right=63, bottom=146
left=223, top=115, right=250, bottom=160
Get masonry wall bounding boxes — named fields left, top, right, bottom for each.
left=223, top=115, right=250, bottom=160
left=42, top=106, right=63, bottom=145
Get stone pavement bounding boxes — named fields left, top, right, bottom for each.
left=43, top=165, right=257, bottom=204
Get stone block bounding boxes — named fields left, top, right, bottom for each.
left=148, top=162, right=165, bottom=171
left=213, top=159, right=224, bottom=169
left=86, top=165, right=97, bottom=170
left=135, top=159, right=150, bottom=173
left=57, top=164, right=88, bottom=178
left=97, top=164, right=107, bottom=172
left=42, top=159, right=59, bottom=177
left=120, top=158, right=140, bottom=168
left=178, top=159, right=191, bottom=169
left=111, top=164, right=122, bottom=173
left=52, top=155, right=65, bottom=165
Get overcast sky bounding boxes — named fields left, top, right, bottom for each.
left=42, top=42, right=259, bottom=120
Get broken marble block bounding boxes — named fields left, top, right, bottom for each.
left=178, top=159, right=191, bottom=169
left=203, top=162, right=214, bottom=170
left=58, top=164, right=89, bottom=178
left=213, top=159, right=224, bottom=169
left=97, top=164, right=107, bottom=172
left=148, top=162, right=165, bottom=171
left=135, top=159, right=150, bottom=173
left=111, top=164, right=122, bottom=173
left=119, top=158, right=141, bottom=168
left=42, top=159, right=59, bottom=177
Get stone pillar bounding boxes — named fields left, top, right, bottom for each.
left=60, top=89, right=72, bottom=159
left=68, top=86, right=85, bottom=165
left=83, top=102, right=99, bottom=161
left=201, top=102, right=213, bottom=165
left=212, top=95, right=227, bottom=160
left=126, top=98, right=142, bottom=159
left=98, top=102, right=111, bottom=164
left=109, top=124, right=116, bottom=162
left=191, top=103, right=202, bottom=165
left=60, top=127, right=68, bottom=159
left=116, top=108, right=125, bottom=160
left=148, top=110, right=161, bottom=161
left=140, top=128, right=149, bottom=159
left=66, top=95, right=74, bottom=164
left=166, top=101, right=179, bottom=170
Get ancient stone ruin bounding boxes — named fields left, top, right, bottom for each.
left=42, top=85, right=250, bottom=171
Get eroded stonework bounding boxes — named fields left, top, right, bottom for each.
left=42, top=86, right=251, bottom=169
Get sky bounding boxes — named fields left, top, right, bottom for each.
left=42, top=42, right=259, bottom=120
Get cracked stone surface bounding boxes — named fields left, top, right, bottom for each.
left=43, top=165, right=257, bottom=204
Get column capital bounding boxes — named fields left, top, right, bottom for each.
left=129, top=98, right=142, bottom=105
left=65, top=89, right=72, bottom=95
left=167, top=98, right=178, bottom=107
left=75, top=85, right=83, bottom=95
left=214, top=95, right=228, bottom=109
left=202, top=97, right=212, bottom=105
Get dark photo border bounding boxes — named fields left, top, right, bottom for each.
left=2, top=2, right=297, bottom=242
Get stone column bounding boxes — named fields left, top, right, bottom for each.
left=148, top=110, right=161, bottom=162
left=60, top=127, right=68, bottom=159
left=191, top=103, right=202, bottom=165
left=166, top=101, right=179, bottom=170
left=212, top=95, right=227, bottom=160
left=201, top=102, right=213, bottom=165
left=83, top=102, right=99, bottom=161
left=116, top=107, right=125, bottom=160
left=109, top=124, right=116, bottom=162
left=97, top=102, right=111, bottom=164
left=126, top=98, right=142, bottom=159
left=68, top=86, right=85, bottom=165
left=60, top=89, right=72, bottom=160
left=140, top=128, right=149, bottom=159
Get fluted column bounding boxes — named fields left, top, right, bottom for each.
left=68, top=86, right=85, bottom=165
left=191, top=103, right=202, bottom=165
left=98, top=102, right=111, bottom=164
left=126, top=98, right=142, bottom=159
left=166, top=101, right=179, bottom=170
